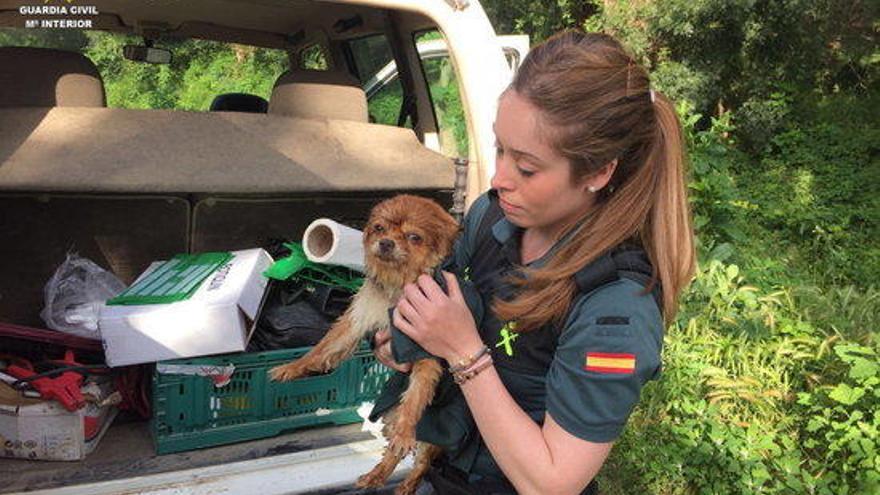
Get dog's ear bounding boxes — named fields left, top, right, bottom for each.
left=438, top=213, right=460, bottom=256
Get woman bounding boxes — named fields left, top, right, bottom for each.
left=375, top=30, right=695, bottom=494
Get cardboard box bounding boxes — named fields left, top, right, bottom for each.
left=99, top=248, right=272, bottom=367
left=0, top=380, right=117, bottom=461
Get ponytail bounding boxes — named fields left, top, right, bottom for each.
left=643, top=91, right=696, bottom=321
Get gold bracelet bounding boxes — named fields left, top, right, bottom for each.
left=448, top=345, right=490, bottom=373
left=453, top=354, right=494, bottom=384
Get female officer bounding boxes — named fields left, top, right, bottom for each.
left=374, top=30, right=696, bottom=494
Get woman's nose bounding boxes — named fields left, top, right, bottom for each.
left=491, top=154, right=514, bottom=191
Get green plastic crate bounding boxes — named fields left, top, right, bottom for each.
left=151, top=345, right=391, bottom=454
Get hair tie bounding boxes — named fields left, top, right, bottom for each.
left=625, top=61, right=635, bottom=96
left=650, top=89, right=656, bottom=103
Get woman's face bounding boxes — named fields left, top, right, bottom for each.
left=491, top=90, right=593, bottom=237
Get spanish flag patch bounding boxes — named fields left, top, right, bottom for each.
left=584, top=352, right=636, bottom=374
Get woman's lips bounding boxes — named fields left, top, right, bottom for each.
left=499, top=197, right=520, bottom=213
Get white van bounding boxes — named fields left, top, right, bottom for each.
left=0, top=0, right=525, bottom=493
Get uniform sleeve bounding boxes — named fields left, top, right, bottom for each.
left=545, top=278, right=663, bottom=443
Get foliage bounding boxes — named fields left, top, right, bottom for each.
left=1, top=28, right=289, bottom=110
left=368, top=82, right=405, bottom=127
left=584, top=0, right=878, bottom=105
left=422, top=56, right=469, bottom=158
left=481, top=0, right=595, bottom=43
left=597, top=102, right=879, bottom=494
left=679, top=102, right=746, bottom=251
left=486, top=0, right=879, bottom=150
left=0, top=27, right=87, bottom=51
left=736, top=115, right=880, bottom=288
left=90, top=36, right=288, bottom=111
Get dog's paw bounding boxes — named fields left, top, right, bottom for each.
left=395, top=477, right=422, bottom=495
left=268, top=362, right=307, bottom=382
left=388, top=429, right=417, bottom=459
left=356, top=467, right=389, bottom=489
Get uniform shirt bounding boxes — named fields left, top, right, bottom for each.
left=455, top=191, right=663, bottom=461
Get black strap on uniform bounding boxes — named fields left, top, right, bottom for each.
left=473, top=191, right=506, bottom=248
left=573, top=246, right=662, bottom=313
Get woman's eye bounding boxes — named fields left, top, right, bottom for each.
left=517, top=166, right=535, bottom=177
left=406, top=233, right=422, bottom=243
left=374, top=224, right=384, bottom=232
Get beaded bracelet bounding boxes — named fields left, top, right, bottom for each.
left=448, top=345, right=490, bottom=373
left=453, top=353, right=494, bottom=385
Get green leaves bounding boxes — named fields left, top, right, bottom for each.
left=834, top=344, right=879, bottom=381
left=608, top=207, right=878, bottom=495
left=77, top=32, right=288, bottom=111
left=829, top=383, right=865, bottom=406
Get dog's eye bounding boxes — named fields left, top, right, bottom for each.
left=373, top=224, right=384, bottom=233
left=406, top=233, right=422, bottom=243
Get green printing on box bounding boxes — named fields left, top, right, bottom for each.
left=151, top=345, right=391, bottom=454
left=108, top=252, right=234, bottom=305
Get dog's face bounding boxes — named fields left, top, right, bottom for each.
left=363, top=195, right=459, bottom=290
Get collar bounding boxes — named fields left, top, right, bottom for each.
left=488, top=189, right=519, bottom=245
left=487, top=190, right=524, bottom=266
left=487, top=189, right=588, bottom=269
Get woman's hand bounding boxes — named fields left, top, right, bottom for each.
left=372, top=327, right=412, bottom=373
left=392, top=271, right=483, bottom=363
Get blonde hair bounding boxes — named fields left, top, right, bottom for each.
left=493, top=30, right=696, bottom=331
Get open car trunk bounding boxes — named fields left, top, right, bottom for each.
left=0, top=106, right=454, bottom=325
left=0, top=107, right=453, bottom=492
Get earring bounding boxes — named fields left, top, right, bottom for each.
left=588, top=186, right=598, bottom=193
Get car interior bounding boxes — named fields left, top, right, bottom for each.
left=0, top=0, right=456, bottom=332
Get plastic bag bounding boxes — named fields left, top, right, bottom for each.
left=246, top=279, right=354, bottom=352
left=40, top=253, right=126, bottom=339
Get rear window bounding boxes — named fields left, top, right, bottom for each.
left=347, top=33, right=406, bottom=127
left=414, top=30, right=468, bottom=158
left=0, top=28, right=289, bottom=110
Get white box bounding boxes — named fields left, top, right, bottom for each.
left=0, top=381, right=117, bottom=461
left=99, top=248, right=272, bottom=367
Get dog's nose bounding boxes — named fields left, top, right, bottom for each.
left=379, top=239, right=395, bottom=254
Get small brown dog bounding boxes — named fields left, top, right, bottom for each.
left=269, top=194, right=459, bottom=494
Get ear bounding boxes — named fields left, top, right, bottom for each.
left=582, top=159, right=618, bottom=193
left=441, top=216, right=460, bottom=255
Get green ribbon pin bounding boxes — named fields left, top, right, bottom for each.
left=495, top=321, right=519, bottom=356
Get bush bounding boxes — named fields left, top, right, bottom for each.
left=651, top=59, right=716, bottom=115
left=598, top=109, right=880, bottom=494
left=603, top=260, right=879, bottom=494
left=734, top=92, right=794, bottom=153
left=735, top=119, right=880, bottom=288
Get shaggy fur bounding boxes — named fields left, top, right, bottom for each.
left=269, top=195, right=458, bottom=494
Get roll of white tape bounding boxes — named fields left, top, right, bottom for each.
left=302, top=218, right=365, bottom=273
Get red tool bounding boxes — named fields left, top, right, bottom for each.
left=5, top=350, right=86, bottom=412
